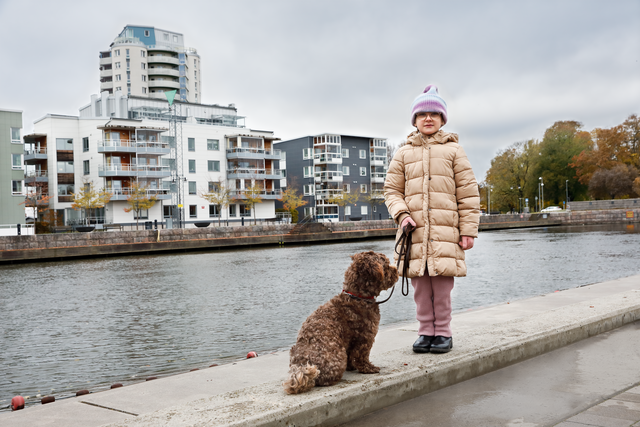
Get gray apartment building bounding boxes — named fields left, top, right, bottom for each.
left=275, top=133, right=390, bottom=222
left=0, top=109, right=26, bottom=230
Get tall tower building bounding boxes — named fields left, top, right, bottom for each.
left=99, top=26, right=202, bottom=104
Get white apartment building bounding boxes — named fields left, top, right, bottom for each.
left=99, top=25, right=202, bottom=104
left=24, top=92, right=282, bottom=228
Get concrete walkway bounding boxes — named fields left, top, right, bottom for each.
left=3, top=274, right=640, bottom=427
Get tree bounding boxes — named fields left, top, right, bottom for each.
left=71, top=180, right=112, bottom=225
left=588, top=164, right=639, bottom=200
left=633, top=177, right=640, bottom=197
left=279, top=186, right=307, bottom=223
left=235, top=183, right=263, bottom=225
left=199, top=180, right=232, bottom=226
left=123, top=182, right=158, bottom=230
left=328, top=189, right=360, bottom=221
left=387, top=140, right=403, bottom=166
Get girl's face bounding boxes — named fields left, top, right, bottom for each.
left=415, top=112, right=443, bottom=136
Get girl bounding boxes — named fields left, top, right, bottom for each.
left=384, top=85, right=480, bottom=353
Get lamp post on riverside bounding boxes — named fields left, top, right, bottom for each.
left=539, top=177, right=544, bottom=211
left=566, top=179, right=569, bottom=210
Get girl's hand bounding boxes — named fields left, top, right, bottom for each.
left=459, top=236, right=474, bottom=250
left=401, top=216, right=416, bottom=230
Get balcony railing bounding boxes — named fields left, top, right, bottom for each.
left=106, top=188, right=171, bottom=200
left=229, top=189, right=282, bottom=199
left=313, top=153, right=342, bottom=164
left=227, top=168, right=283, bottom=178
left=371, top=172, right=387, bottom=183
left=314, top=171, right=343, bottom=182
left=98, top=140, right=170, bottom=153
left=98, top=164, right=171, bottom=177
left=24, top=147, right=48, bottom=161
left=25, top=170, right=49, bottom=182
left=315, top=189, right=343, bottom=200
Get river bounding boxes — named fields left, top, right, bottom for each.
left=1, top=223, right=639, bottom=409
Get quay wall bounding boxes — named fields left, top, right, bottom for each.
left=0, top=210, right=638, bottom=263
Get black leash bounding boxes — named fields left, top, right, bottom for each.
left=377, top=221, right=415, bottom=304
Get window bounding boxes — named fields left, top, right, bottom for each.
left=208, top=181, right=219, bottom=192
left=360, top=184, right=367, bottom=193
left=12, top=154, right=22, bottom=169
left=304, top=207, right=313, bottom=218
left=303, top=166, right=312, bottom=178
left=115, top=74, right=121, bottom=81
left=359, top=149, right=367, bottom=159
left=58, top=184, right=74, bottom=195
left=142, top=87, right=147, bottom=94
left=141, top=48, right=147, bottom=55
left=189, top=205, right=197, bottom=218
left=12, top=180, right=23, bottom=195
left=342, top=166, right=350, bottom=176
left=142, top=75, right=147, bottom=82
left=229, top=204, right=237, bottom=217
left=173, top=35, right=178, bottom=43
left=126, top=59, right=130, bottom=69
left=207, top=139, right=219, bottom=150
left=360, top=167, right=367, bottom=176
left=194, top=58, right=197, bottom=66
left=361, top=206, right=368, bottom=216
left=239, top=204, right=251, bottom=217
left=116, top=86, right=122, bottom=91
left=195, top=82, right=198, bottom=91
left=345, top=206, right=351, bottom=216
left=81, top=137, right=89, bottom=152
left=126, top=49, right=130, bottom=57
left=144, top=30, right=150, bottom=37
left=56, top=138, right=73, bottom=150
left=194, top=70, right=197, bottom=80
left=83, top=160, right=90, bottom=175
left=115, top=62, right=121, bottom=69
left=343, top=184, right=350, bottom=193
left=208, top=160, right=220, bottom=172
left=114, top=49, right=120, bottom=56
left=126, top=71, right=130, bottom=81
left=57, top=161, right=74, bottom=173
left=303, top=184, right=313, bottom=195
left=188, top=159, right=196, bottom=173
left=141, top=63, right=146, bottom=69
left=164, top=33, right=169, bottom=41
left=209, top=204, right=220, bottom=217
left=188, top=181, right=196, bottom=194
left=11, top=127, right=20, bottom=143
left=188, top=138, right=195, bottom=151
left=302, top=148, right=311, bottom=160
left=342, top=148, right=349, bottom=158
left=134, top=209, right=149, bottom=220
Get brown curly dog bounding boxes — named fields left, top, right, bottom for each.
left=283, top=251, right=398, bottom=394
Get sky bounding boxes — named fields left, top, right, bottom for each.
left=1, top=0, right=639, bottom=180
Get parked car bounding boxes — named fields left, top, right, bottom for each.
left=541, top=206, right=562, bottom=213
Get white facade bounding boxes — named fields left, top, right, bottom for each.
left=99, top=26, right=201, bottom=104
left=25, top=93, right=281, bottom=228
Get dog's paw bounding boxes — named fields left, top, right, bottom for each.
left=358, top=364, right=380, bottom=374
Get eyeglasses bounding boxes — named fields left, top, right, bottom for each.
left=416, top=112, right=441, bottom=120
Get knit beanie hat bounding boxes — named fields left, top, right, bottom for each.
left=410, top=85, right=448, bottom=126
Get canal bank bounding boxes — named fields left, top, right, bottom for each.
left=3, top=274, right=640, bottom=427
left=0, top=208, right=639, bottom=263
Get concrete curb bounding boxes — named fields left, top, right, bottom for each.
left=105, top=290, right=640, bottom=427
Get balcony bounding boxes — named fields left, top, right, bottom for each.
left=98, top=140, right=170, bottom=154
left=370, top=155, right=386, bottom=167
left=370, top=172, right=387, bottom=184
left=100, top=81, right=114, bottom=91
left=24, top=170, right=48, bottom=183
left=24, top=147, right=47, bottom=161
left=226, top=148, right=283, bottom=160
left=58, top=195, right=74, bottom=203
left=227, top=168, right=283, bottom=179
left=148, top=68, right=180, bottom=78
left=100, top=69, right=113, bottom=78
left=313, top=152, right=342, bottom=165
left=149, top=80, right=180, bottom=90
left=147, top=55, right=180, bottom=66
left=314, top=171, right=343, bottom=183
left=315, top=189, right=343, bottom=200
left=99, top=164, right=171, bottom=178
left=107, top=187, right=171, bottom=201
left=229, top=189, right=282, bottom=200
left=99, top=56, right=112, bottom=66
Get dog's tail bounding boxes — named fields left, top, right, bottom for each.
left=282, top=363, right=320, bottom=394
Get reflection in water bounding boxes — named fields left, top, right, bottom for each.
left=1, top=224, right=639, bottom=408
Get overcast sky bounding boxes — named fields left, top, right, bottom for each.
left=1, top=0, right=638, bottom=179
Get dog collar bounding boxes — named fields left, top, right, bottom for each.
left=342, top=289, right=375, bottom=301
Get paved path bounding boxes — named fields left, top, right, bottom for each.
left=3, top=274, right=640, bottom=427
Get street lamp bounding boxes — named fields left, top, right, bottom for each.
left=565, top=179, right=569, bottom=210
left=539, top=177, right=544, bottom=211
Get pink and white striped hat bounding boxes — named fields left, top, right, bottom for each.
left=410, top=85, right=448, bottom=126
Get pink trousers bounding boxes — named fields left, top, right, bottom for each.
left=411, top=274, right=454, bottom=337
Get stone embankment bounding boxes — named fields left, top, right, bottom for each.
left=1, top=209, right=638, bottom=263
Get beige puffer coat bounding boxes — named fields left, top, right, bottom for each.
left=384, top=130, right=480, bottom=278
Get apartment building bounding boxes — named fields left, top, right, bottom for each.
left=99, top=25, right=202, bottom=103
left=0, top=109, right=26, bottom=231
left=275, top=134, right=389, bottom=222
left=24, top=91, right=282, bottom=228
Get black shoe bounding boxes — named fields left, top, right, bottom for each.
left=430, top=336, right=453, bottom=353
left=412, top=335, right=434, bottom=353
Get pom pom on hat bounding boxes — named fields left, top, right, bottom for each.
left=410, top=85, right=448, bottom=126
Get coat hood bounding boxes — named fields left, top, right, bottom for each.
left=406, top=130, right=458, bottom=146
